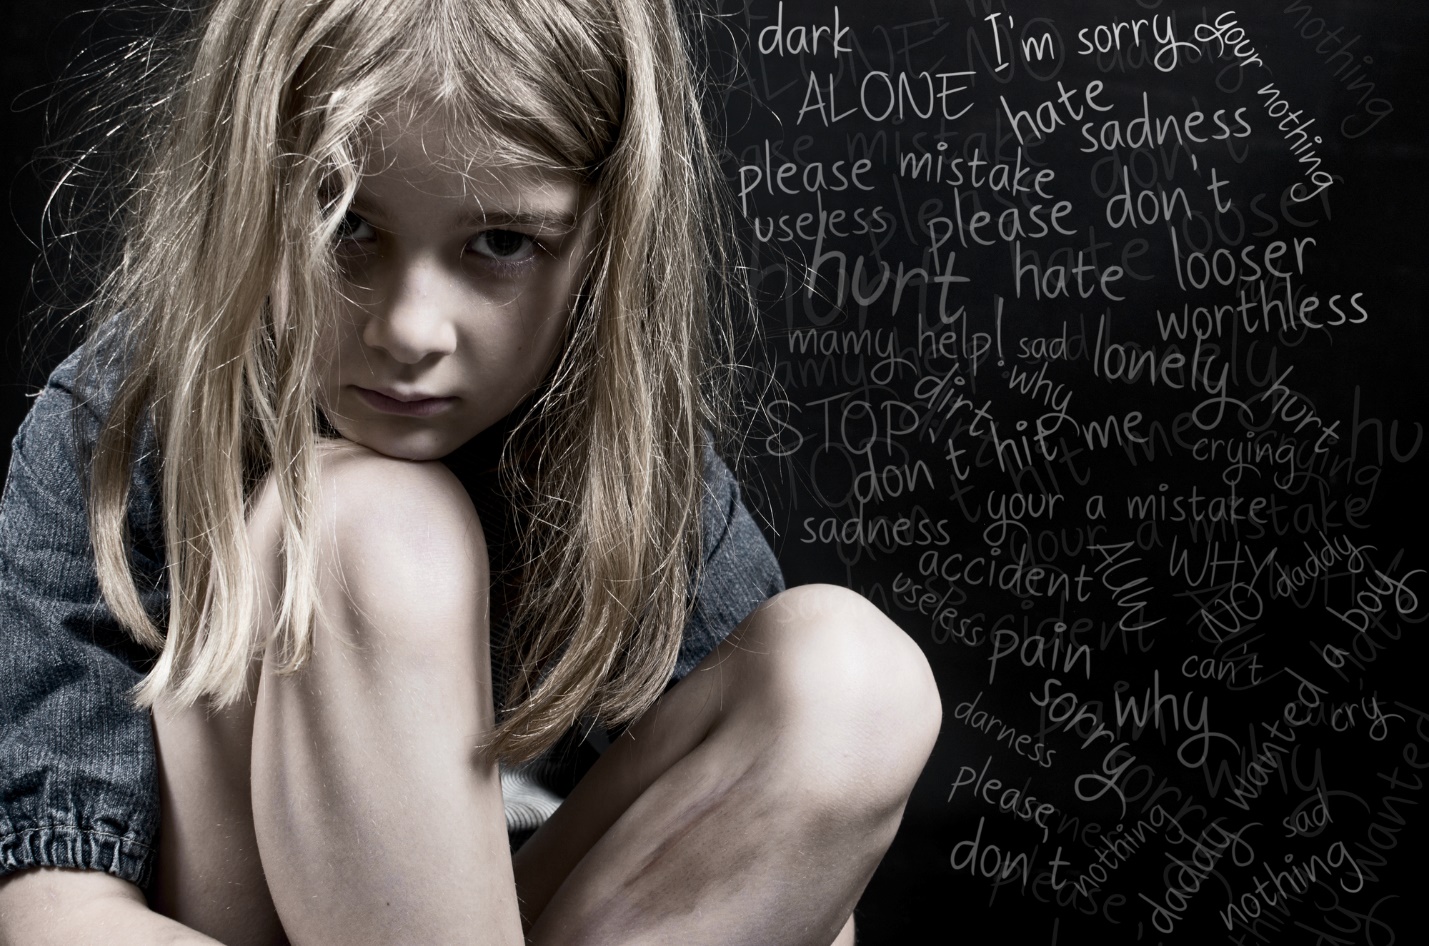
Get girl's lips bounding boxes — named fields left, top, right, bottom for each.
left=354, top=386, right=458, bottom=417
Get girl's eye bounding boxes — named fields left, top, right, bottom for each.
left=335, top=210, right=375, bottom=243
left=470, top=229, right=536, bottom=263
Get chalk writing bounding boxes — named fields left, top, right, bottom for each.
left=719, top=0, right=1429, bottom=940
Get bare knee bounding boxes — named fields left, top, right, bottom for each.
left=250, top=445, right=499, bottom=785
left=319, top=443, right=488, bottom=632
left=724, top=584, right=942, bottom=805
left=251, top=441, right=496, bottom=740
left=258, top=442, right=492, bottom=666
left=248, top=444, right=516, bottom=943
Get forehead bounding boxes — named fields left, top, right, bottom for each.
left=355, top=105, right=583, bottom=213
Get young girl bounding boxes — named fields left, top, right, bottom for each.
left=0, top=1, right=941, bottom=943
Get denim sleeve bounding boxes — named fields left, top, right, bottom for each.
left=673, top=443, right=785, bottom=680
left=0, top=360, right=161, bottom=889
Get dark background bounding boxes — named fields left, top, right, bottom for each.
left=5, top=2, right=1429, bottom=944
left=0, top=1, right=89, bottom=446
left=714, top=1, right=1429, bottom=943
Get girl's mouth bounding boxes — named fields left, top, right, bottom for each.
left=354, top=386, right=458, bottom=418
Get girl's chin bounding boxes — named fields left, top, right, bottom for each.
left=335, top=425, right=468, bottom=463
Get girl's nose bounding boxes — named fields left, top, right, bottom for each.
left=361, top=258, right=460, bottom=364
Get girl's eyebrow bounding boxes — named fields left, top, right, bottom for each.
left=455, top=208, right=581, bottom=234
left=346, top=195, right=580, bottom=235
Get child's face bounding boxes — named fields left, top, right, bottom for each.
left=316, top=108, right=590, bottom=461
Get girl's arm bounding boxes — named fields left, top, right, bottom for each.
left=0, top=343, right=167, bottom=908
left=0, top=868, right=220, bottom=945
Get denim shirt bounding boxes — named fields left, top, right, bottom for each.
left=0, top=335, right=784, bottom=890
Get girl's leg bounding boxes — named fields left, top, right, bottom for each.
left=150, top=446, right=518, bottom=944
left=153, top=448, right=928, bottom=946
left=513, top=584, right=941, bottom=946
left=151, top=684, right=286, bottom=946
left=247, top=446, right=523, bottom=944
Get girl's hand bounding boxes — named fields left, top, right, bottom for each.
left=0, top=868, right=226, bottom=945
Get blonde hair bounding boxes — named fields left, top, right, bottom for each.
left=77, top=0, right=739, bottom=762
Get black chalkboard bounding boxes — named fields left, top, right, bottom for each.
left=3, top=1, right=1428, bottom=943
left=713, top=0, right=1429, bottom=942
